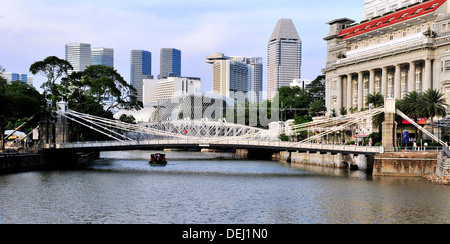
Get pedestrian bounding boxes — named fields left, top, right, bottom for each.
left=413, top=141, right=417, bottom=151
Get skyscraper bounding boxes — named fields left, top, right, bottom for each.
left=92, top=48, right=114, bottom=68
left=65, top=43, right=92, bottom=73
left=232, top=56, right=263, bottom=103
left=206, top=53, right=251, bottom=102
left=159, top=48, right=181, bottom=79
left=131, top=50, right=153, bottom=102
left=1, top=72, right=33, bottom=86
left=267, top=18, right=302, bottom=100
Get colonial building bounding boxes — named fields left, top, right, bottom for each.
left=323, top=0, right=450, bottom=115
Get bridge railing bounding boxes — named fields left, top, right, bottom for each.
left=50, top=139, right=382, bottom=154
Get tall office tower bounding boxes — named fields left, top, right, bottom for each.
left=1, top=72, right=33, bottom=86
left=131, top=50, right=153, bottom=101
left=206, top=53, right=250, bottom=102
left=159, top=48, right=181, bottom=79
left=267, top=18, right=302, bottom=100
left=65, top=43, right=92, bottom=73
left=92, top=48, right=114, bottom=67
left=232, top=56, right=263, bottom=103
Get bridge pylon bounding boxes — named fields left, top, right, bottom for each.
left=382, top=98, right=397, bottom=152
left=39, top=102, right=69, bottom=147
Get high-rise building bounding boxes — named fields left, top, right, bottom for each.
left=232, top=56, right=263, bottom=103
left=131, top=50, right=153, bottom=101
left=142, top=77, right=202, bottom=104
left=92, top=48, right=114, bottom=68
left=159, top=48, right=181, bottom=79
left=1, top=72, right=33, bottom=86
left=206, top=53, right=251, bottom=102
left=65, top=43, right=92, bottom=73
left=267, top=18, right=302, bottom=100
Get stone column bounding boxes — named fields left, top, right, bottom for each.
left=347, top=74, right=352, bottom=112
left=369, top=69, right=375, bottom=95
left=394, top=64, right=401, bottom=99
left=337, top=76, right=343, bottom=114
left=408, top=61, right=416, bottom=93
left=381, top=67, right=387, bottom=97
left=343, top=75, right=348, bottom=109
left=358, top=72, right=363, bottom=110
left=424, top=59, right=432, bottom=91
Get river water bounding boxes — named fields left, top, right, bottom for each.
left=0, top=150, right=449, bottom=224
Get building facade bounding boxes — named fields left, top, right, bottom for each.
left=142, top=76, right=202, bottom=104
left=1, top=72, right=33, bottom=86
left=65, top=43, right=92, bottom=73
left=364, top=0, right=429, bottom=19
left=267, top=18, right=302, bottom=100
left=233, top=56, right=264, bottom=103
left=323, top=0, right=450, bottom=115
left=159, top=48, right=181, bottom=79
left=206, top=53, right=259, bottom=102
left=131, top=50, right=153, bottom=102
left=92, top=48, right=114, bottom=68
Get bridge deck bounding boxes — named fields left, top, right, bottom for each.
left=44, top=139, right=382, bottom=155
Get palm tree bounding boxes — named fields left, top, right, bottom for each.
left=421, top=89, right=448, bottom=140
left=366, top=93, right=385, bottom=131
left=366, top=92, right=384, bottom=108
left=402, top=91, right=424, bottom=140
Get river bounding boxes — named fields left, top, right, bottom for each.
left=0, top=150, right=449, bottom=224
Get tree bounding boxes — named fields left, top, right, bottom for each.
left=66, top=65, right=142, bottom=112
left=29, top=56, right=73, bottom=107
left=309, top=100, right=326, bottom=117
left=0, top=81, right=45, bottom=148
left=366, top=92, right=384, bottom=108
left=119, top=114, right=137, bottom=124
left=274, top=86, right=311, bottom=120
left=420, top=89, right=448, bottom=139
left=307, top=75, right=325, bottom=102
left=402, top=91, right=423, bottom=139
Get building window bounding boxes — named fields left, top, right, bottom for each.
left=445, top=61, right=450, bottom=71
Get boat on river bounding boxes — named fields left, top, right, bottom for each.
left=149, top=153, right=167, bottom=166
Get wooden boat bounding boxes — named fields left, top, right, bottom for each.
left=149, top=153, right=167, bottom=166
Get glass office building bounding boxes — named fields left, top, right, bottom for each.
left=131, top=50, right=153, bottom=101
left=159, top=48, right=181, bottom=79
left=92, top=48, right=114, bottom=68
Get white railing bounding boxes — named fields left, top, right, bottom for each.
left=50, top=139, right=382, bottom=154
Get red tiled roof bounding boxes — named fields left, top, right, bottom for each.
left=338, top=0, right=447, bottom=40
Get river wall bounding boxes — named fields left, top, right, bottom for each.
left=0, top=151, right=99, bottom=174
left=373, top=152, right=438, bottom=177
left=274, top=151, right=373, bottom=171
left=0, top=153, right=44, bottom=174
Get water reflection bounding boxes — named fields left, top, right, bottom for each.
left=0, top=150, right=449, bottom=224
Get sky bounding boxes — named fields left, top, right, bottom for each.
left=0, top=0, right=364, bottom=93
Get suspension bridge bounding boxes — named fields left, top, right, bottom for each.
left=36, top=98, right=448, bottom=157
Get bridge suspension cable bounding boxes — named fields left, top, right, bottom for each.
left=396, top=109, right=446, bottom=146
left=298, top=108, right=384, bottom=144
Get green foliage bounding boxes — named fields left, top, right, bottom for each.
left=279, top=133, right=289, bottom=142
left=29, top=56, right=73, bottom=108
left=366, top=92, right=384, bottom=108
left=306, top=75, right=325, bottom=101
left=66, top=65, right=142, bottom=112
left=0, top=81, right=45, bottom=148
left=119, top=114, right=137, bottom=124
left=309, top=100, right=326, bottom=116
